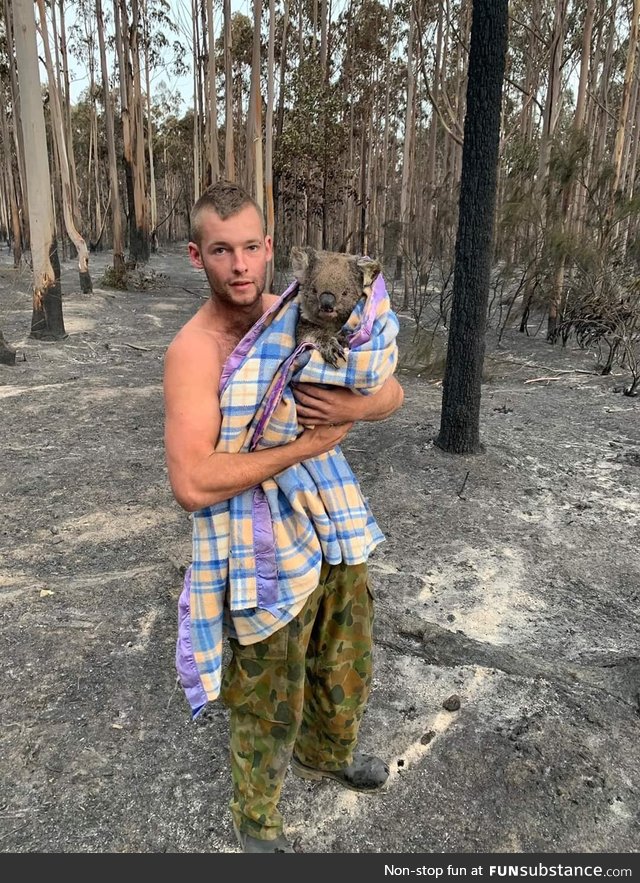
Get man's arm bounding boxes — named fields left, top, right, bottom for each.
left=292, top=374, right=404, bottom=427
left=163, top=334, right=353, bottom=512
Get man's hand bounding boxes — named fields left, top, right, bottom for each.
left=293, top=375, right=404, bottom=428
left=297, top=421, right=355, bottom=451
left=293, top=383, right=365, bottom=427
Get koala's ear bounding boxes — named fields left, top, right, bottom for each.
left=290, top=246, right=314, bottom=281
left=356, top=256, right=382, bottom=288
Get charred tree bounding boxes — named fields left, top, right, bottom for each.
left=12, top=0, right=66, bottom=340
left=0, top=328, right=17, bottom=365
left=37, top=0, right=92, bottom=293
left=436, top=0, right=508, bottom=454
left=96, top=0, right=126, bottom=283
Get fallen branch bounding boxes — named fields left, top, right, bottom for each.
left=122, top=342, right=151, bottom=352
left=0, top=821, right=28, bottom=841
left=491, top=357, right=597, bottom=375
left=181, top=286, right=209, bottom=299
left=457, top=470, right=470, bottom=498
left=524, top=376, right=564, bottom=384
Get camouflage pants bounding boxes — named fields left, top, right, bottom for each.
left=220, top=560, right=374, bottom=840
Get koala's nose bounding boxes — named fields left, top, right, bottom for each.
left=319, top=291, right=337, bottom=312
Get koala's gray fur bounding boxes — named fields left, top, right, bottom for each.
left=290, top=246, right=382, bottom=367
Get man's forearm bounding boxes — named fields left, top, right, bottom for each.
left=176, top=422, right=353, bottom=512
left=186, top=446, right=305, bottom=510
left=358, top=374, right=405, bottom=421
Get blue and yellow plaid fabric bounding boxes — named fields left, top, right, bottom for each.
left=187, top=274, right=399, bottom=705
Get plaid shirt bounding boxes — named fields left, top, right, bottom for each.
left=178, top=274, right=399, bottom=714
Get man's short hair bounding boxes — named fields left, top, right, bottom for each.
left=190, top=180, right=264, bottom=245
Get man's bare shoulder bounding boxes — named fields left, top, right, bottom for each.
left=166, top=292, right=279, bottom=371
left=167, top=314, right=211, bottom=356
left=164, top=313, right=222, bottom=383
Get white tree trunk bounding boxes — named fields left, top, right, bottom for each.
left=96, top=0, right=125, bottom=278
left=37, top=0, right=92, bottom=292
left=206, top=0, right=220, bottom=183
left=12, top=0, right=66, bottom=339
left=397, top=3, right=415, bottom=281
left=223, top=0, right=235, bottom=180
left=265, top=0, right=275, bottom=290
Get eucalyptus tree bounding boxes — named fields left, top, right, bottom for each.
left=205, top=0, right=220, bottom=185
left=437, top=0, right=508, bottom=454
left=315, top=0, right=398, bottom=253
left=54, top=0, right=79, bottom=210
left=545, top=0, right=597, bottom=339
left=245, top=0, right=263, bottom=205
left=37, top=0, right=92, bottom=292
left=96, top=0, right=126, bottom=281
left=190, top=0, right=203, bottom=199
left=0, top=327, right=16, bottom=365
left=223, top=0, right=235, bottom=179
left=230, top=12, right=253, bottom=184
left=396, top=0, right=415, bottom=283
left=3, top=0, right=29, bottom=249
left=0, top=83, right=22, bottom=266
left=114, top=0, right=149, bottom=263
left=376, top=0, right=396, bottom=261
left=11, top=0, right=66, bottom=340
left=265, top=0, right=276, bottom=289
left=136, top=1, right=187, bottom=240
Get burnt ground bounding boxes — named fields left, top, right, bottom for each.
left=1, top=245, right=639, bottom=855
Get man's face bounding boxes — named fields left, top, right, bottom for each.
left=188, top=204, right=273, bottom=308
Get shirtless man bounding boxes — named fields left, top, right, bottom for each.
left=163, top=180, right=404, bottom=853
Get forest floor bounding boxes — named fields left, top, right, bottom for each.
left=0, top=244, right=639, bottom=856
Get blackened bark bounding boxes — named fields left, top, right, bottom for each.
left=122, top=158, right=149, bottom=265
left=129, top=222, right=150, bottom=264
left=30, top=241, right=67, bottom=340
left=80, top=271, right=93, bottom=293
left=0, top=328, right=16, bottom=365
left=436, top=0, right=508, bottom=454
left=124, top=157, right=135, bottom=263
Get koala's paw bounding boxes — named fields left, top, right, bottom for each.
left=319, top=336, right=348, bottom=368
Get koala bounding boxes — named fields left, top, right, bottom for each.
left=290, top=246, right=382, bottom=367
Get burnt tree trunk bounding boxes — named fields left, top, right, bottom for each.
left=30, top=242, right=65, bottom=340
left=0, top=327, right=16, bottom=365
left=436, top=0, right=508, bottom=454
left=12, top=0, right=66, bottom=341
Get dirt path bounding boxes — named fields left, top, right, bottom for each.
left=1, top=247, right=638, bottom=853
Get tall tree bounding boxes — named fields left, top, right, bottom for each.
left=115, top=0, right=149, bottom=263
left=0, top=84, right=22, bottom=267
left=12, top=0, right=66, bottom=340
left=96, top=0, right=126, bottom=281
left=396, top=2, right=415, bottom=281
left=612, top=0, right=640, bottom=197
left=191, top=0, right=202, bottom=200
left=0, top=326, right=17, bottom=365
left=547, top=0, right=596, bottom=339
left=142, top=0, right=158, bottom=247
left=436, top=0, right=508, bottom=454
left=37, top=0, right=92, bottom=292
left=265, top=0, right=276, bottom=290
left=55, top=0, right=79, bottom=212
left=223, top=0, right=235, bottom=180
left=245, top=0, right=263, bottom=205
left=205, top=0, right=220, bottom=184
left=4, top=0, right=29, bottom=249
